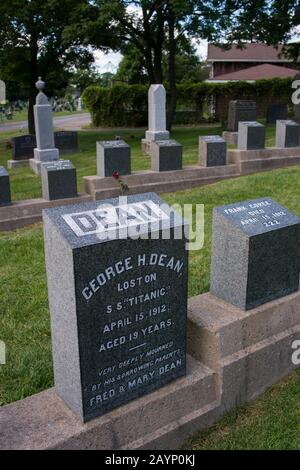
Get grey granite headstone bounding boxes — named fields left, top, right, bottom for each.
left=97, top=140, right=131, bottom=177
left=227, top=100, right=257, bottom=132
left=151, top=140, right=182, bottom=172
left=237, top=121, right=265, bottom=150
left=275, top=120, right=300, bottom=148
left=43, top=192, right=188, bottom=421
left=30, top=78, right=59, bottom=175
left=145, top=84, right=170, bottom=141
left=266, top=103, right=288, bottom=124
left=210, top=197, right=300, bottom=310
left=54, top=131, right=79, bottom=154
left=41, top=160, right=77, bottom=201
left=199, top=136, right=227, bottom=167
left=11, top=135, right=36, bottom=160
left=0, top=166, right=11, bottom=205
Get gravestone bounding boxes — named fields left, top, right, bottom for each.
left=150, top=140, right=182, bottom=172
left=276, top=120, right=300, bottom=148
left=142, top=84, right=169, bottom=155
left=145, top=85, right=170, bottom=141
left=54, top=131, right=79, bottom=154
left=11, top=135, right=36, bottom=160
left=43, top=192, right=188, bottom=421
left=41, top=160, right=77, bottom=201
left=199, top=136, right=227, bottom=167
left=30, top=77, right=59, bottom=175
left=0, top=166, right=11, bottom=205
left=97, top=140, right=131, bottom=177
left=293, top=103, right=300, bottom=123
left=266, top=103, right=288, bottom=124
left=237, top=121, right=265, bottom=150
left=210, top=197, right=300, bottom=310
left=227, top=100, right=257, bottom=132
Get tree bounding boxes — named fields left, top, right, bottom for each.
left=0, top=0, right=111, bottom=133
left=96, top=1, right=240, bottom=129
left=224, top=1, right=300, bottom=62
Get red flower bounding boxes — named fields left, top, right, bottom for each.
left=112, top=171, right=120, bottom=180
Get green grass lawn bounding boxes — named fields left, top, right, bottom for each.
left=0, top=125, right=277, bottom=201
left=0, top=165, right=299, bottom=449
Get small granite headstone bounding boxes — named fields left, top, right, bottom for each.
left=266, top=103, right=288, bottom=124
left=237, top=121, right=265, bottom=150
left=54, top=131, right=79, bottom=154
left=227, top=100, right=257, bottom=132
left=43, top=192, right=188, bottom=421
left=151, top=140, right=182, bottom=172
left=199, top=136, right=227, bottom=167
left=0, top=166, right=11, bottom=205
left=210, top=197, right=300, bottom=310
left=41, top=160, right=77, bottom=201
left=97, top=140, right=131, bottom=177
left=275, top=120, right=300, bottom=148
left=11, top=135, right=36, bottom=160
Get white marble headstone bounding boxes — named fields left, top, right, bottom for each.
left=145, top=84, right=169, bottom=141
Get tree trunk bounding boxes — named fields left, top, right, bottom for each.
left=153, top=46, right=163, bottom=83
left=167, top=12, right=177, bottom=131
left=28, top=40, right=38, bottom=135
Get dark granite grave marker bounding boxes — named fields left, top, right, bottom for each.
left=275, top=120, right=300, bottom=148
left=0, top=166, right=11, bottom=205
left=43, top=192, right=188, bottom=421
left=237, top=121, right=265, bottom=150
left=266, top=103, right=288, bottom=124
left=54, top=131, right=79, bottom=154
left=199, top=136, right=226, bottom=167
left=210, top=197, right=300, bottom=310
left=97, top=140, right=131, bottom=177
left=41, top=160, right=77, bottom=201
left=227, top=100, right=257, bottom=132
left=150, top=140, right=182, bottom=172
left=11, top=135, right=36, bottom=160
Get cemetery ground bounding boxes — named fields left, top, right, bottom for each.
left=0, top=122, right=282, bottom=200
left=0, top=130, right=299, bottom=447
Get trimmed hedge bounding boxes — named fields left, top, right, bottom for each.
left=82, top=78, right=294, bottom=127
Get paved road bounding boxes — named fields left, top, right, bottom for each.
left=0, top=112, right=91, bottom=133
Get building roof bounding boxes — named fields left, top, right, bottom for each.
left=207, top=43, right=289, bottom=62
left=207, top=63, right=299, bottom=82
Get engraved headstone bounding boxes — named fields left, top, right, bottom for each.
left=275, top=120, right=300, bottom=148
left=97, top=140, right=131, bottom=177
left=145, top=85, right=169, bottom=141
left=0, top=166, right=11, bottom=205
left=237, top=121, right=265, bottom=150
left=227, top=100, right=257, bottom=132
left=150, top=139, right=182, bottom=172
left=199, top=135, right=227, bottom=167
left=266, top=103, right=288, bottom=124
left=41, top=160, right=77, bottom=201
left=54, top=131, right=79, bottom=154
left=11, top=135, right=36, bottom=160
left=210, top=198, right=300, bottom=310
left=43, top=192, right=188, bottom=421
left=30, top=77, right=59, bottom=175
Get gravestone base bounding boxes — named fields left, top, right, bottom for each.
left=1, top=290, right=299, bottom=450
left=141, top=138, right=151, bottom=156
left=29, top=159, right=42, bottom=176
left=228, top=146, right=300, bottom=175
left=7, top=159, right=30, bottom=169
left=222, top=131, right=238, bottom=146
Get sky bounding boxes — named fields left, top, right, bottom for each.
left=94, top=40, right=208, bottom=73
